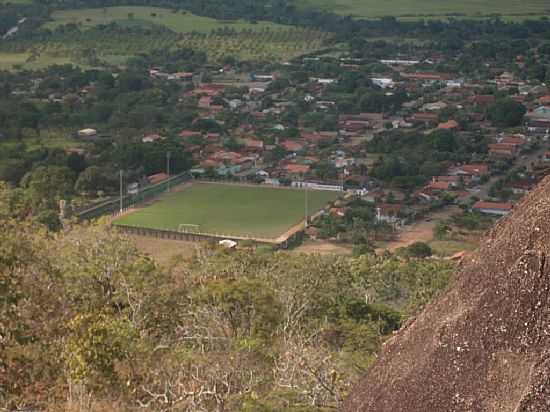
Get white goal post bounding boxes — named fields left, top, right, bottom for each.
left=177, top=223, right=201, bottom=233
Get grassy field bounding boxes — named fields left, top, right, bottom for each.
left=0, top=52, right=29, bottom=70
left=114, top=183, right=340, bottom=239
left=429, top=239, right=478, bottom=257
left=296, top=0, right=550, bottom=19
left=44, top=7, right=287, bottom=33
left=0, top=129, right=83, bottom=150
left=0, top=10, right=327, bottom=70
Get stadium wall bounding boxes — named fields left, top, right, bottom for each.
left=114, top=224, right=303, bottom=249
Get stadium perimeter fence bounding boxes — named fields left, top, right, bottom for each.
left=114, top=224, right=304, bottom=249
left=75, top=173, right=192, bottom=221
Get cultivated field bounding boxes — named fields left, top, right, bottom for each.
left=43, top=7, right=286, bottom=33
left=296, top=0, right=550, bottom=19
left=0, top=8, right=328, bottom=70
left=114, top=183, right=340, bottom=239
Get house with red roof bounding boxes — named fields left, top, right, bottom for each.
left=148, top=173, right=169, bottom=185
left=538, top=95, right=550, bottom=107
left=499, top=136, right=525, bottom=146
left=433, top=175, right=472, bottom=186
left=448, top=164, right=489, bottom=183
left=472, top=201, right=513, bottom=216
left=243, top=138, right=264, bottom=150
left=470, top=94, right=496, bottom=107
left=179, top=130, right=201, bottom=139
left=450, top=164, right=489, bottom=178
left=198, top=96, right=213, bottom=109
left=281, top=140, right=305, bottom=152
left=488, top=143, right=518, bottom=158
left=409, top=112, right=439, bottom=125
left=505, top=180, right=533, bottom=195
left=437, top=119, right=459, bottom=130
left=284, top=163, right=310, bottom=176
left=171, top=72, right=193, bottom=81
left=424, top=181, right=451, bottom=193
left=401, top=72, right=451, bottom=82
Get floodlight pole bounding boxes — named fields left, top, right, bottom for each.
left=167, top=151, right=171, bottom=192
left=304, top=178, right=308, bottom=228
left=119, top=169, right=123, bottom=213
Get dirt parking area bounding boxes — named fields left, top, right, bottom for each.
left=378, top=206, right=460, bottom=252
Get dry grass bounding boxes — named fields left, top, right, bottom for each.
left=292, top=239, right=353, bottom=255
left=130, top=235, right=199, bottom=266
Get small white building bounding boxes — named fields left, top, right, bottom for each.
left=371, top=78, right=395, bottom=89
left=219, top=239, right=237, bottom=249
left=77, top=128, right=97, bottom=138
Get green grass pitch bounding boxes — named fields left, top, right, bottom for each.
left=113, top=183, right=340, bottom=239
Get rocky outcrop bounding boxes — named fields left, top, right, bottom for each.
left=344, top=176, right=550, bottom=412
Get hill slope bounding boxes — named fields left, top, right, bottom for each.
left=344, top=176, right=550, bottom=411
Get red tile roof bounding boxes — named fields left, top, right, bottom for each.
left=473, top=201, right=513, bottom=211
left=437, top=119, right=459, bottom=130
left=500, top=137, right=524, bottom=146
left=427, top=181, right=451, bottom=190
left=284, top=164, right=310, bottom=174
left=148, top=173, right=169, bottom=185
left=281, top=140, right=305, bottom=152
left=455, top=164, right=489, bottom=175
left=471, top=95, right=496, bottom=106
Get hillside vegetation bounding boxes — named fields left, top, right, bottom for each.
left=0, top=181, right=454, bottom=410
left=295, top=0, right=550, bottom=19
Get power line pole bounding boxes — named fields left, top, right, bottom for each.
left=167, top=151, right=171, bottom=192
left=119, top=170, right=123, bottom=213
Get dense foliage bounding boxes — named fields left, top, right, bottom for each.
left=0, top=198, right=454, bottom=410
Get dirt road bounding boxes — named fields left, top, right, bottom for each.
left=378, top=206, right=460, bottom=252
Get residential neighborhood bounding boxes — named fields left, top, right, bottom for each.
left=2, top=22, right=550, bottom=252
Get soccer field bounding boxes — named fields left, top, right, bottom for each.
left=114, top=183, right=340, bottom=239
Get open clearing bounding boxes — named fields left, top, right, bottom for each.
left=130, top=235, right=198, bottom=266
left=44, top=7, right=287, bottom=33
left=292, top=239, right=353, bottom=255
left=296, top=0, right=550, bottom=19
left=114, top=183, right=340, bottom=239
left=376, top=206, right=460, bottom=252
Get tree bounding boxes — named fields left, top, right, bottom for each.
left=196, top=278, right=280, bottom=339
left=0, top=159, right=28, bottom=185
left=21, top=166, right=75, bottom=211
left=75, top=166, right=107, bottom=195
left=488, top=98, right=526, bottom=127
left=35, top=209, right=62, bottom=231
left=405, top=242, right=433, bottom=258
left=64, top=312, right=138, bottom=390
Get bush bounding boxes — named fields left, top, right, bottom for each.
left=405, top=242, right=433, bottom=258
